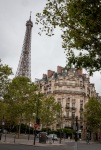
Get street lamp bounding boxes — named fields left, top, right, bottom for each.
left=59, top=106, right=63, bottom=144
left=75, top=116, right=78, bottom=142
left=2, top=116, right=5, bottom=133
left=33, top=96, right=40, bottom=145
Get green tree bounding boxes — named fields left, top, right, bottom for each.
left=0, top=100, right=8, bottom=125
left=40, top=96, right=61, bottom=128
left=0, top=60, right=12, bottom=98
left=24, top=92, right=43, bottom=125
left=4, top=77, right=38, bottom=135
left=36, top=0, right=101, bottom=75
left=84, top=97, right=101, bottom=132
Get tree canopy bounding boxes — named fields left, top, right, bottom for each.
left=40, top=96, right=61, bottom=127
left=36, top=0, right=101, bottom=75
left=84, top=97, right=101, bottom=132
left=4, top=76, right=38, bottom=126
left=3, top=76, right=61, bottom=131
left=0, top=61, right=12, bottom=98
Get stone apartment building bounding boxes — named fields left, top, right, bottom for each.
left=35, top=66, right=97, bottom=132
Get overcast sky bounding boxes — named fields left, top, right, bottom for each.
left=0, top=0, right=101, bottom=95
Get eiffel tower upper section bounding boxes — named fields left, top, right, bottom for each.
left=16, top=14, right=33, bottom=80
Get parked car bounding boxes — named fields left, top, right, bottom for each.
left=47, top=134, right=58, bottom=140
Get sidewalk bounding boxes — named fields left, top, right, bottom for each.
left=0, top=134, right=69, bottom=146
left=0, top=134, right=93, bottom=146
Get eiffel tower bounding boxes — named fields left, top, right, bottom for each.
left=16, top=14, right=33, bottom=80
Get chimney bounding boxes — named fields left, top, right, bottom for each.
left=57, top=66, right=63, bottom=74
left=77, top=69, right=82, bottom=75
left=47, top=70, right=54, bottom=77
left=43, top=74, right=47, bottom=78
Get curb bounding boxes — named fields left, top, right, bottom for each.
left=0, top=141, right=64, bottom=146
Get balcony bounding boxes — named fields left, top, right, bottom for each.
left=53, top=90, right=85, bottom=95
left=65, top=106, right=70, bottom=109
left=65, top=116, right=72, bottom=120
left=54, top=82, right=80, bottom=87
left=71, top=107, right=76, bottom=110
left=47, top=91, right=52, bottom=94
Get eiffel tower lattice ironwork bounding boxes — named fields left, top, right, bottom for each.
left=16, top=14, right=33, bottom=79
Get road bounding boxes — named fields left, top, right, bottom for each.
left=0, top=142, right=101, bottom=150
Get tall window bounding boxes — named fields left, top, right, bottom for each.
left=72, top=103, right=75, bottom=107
left=72, top=112, right=75, bottom=118
left=80, top=113, right=83, bottom=119
left=80, top=104, right=83, bottom=108
left=66, top=98, right=70, bottom=103
left=66, top=103, right=70, bottom=109
left=65, top=121, right=69, bottom=127
left=66, top=112, right=69, bottom=118
left=80, top=81, right=82, bottom=86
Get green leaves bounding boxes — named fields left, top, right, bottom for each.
left=36, top=0, right=101, bottom=74
left=1, top=74, right=61, bottom=129
left=84, top=97, right=101, bottom=132
left=40, top=96, right=61, bottom=126
left=0, top=61, right=12, bottom=98
left=3, top=76, right=38, bottom=125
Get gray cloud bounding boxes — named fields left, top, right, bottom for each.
left=0, top=0, right=101, bottom=95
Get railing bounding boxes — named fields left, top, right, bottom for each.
left=53, top=90, right=85, bottom=95
left=65, top=116, right=72, bottom=119
left=71, top=107, right=76, bottom=110
left=64, top=116, right=77, bottom=119
left=54, top=82, right=79, bottom=87
left=65, top=107, right=76, bottom=110
left=65, top=106, right=70, bottom=109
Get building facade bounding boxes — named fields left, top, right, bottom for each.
left=35, top=66, right=97, bottom=132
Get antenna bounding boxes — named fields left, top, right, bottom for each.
left=30, top=11, right=32, bottom=20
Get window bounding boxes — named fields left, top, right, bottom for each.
left=66, top=103, right=70, bottom=107
left=72, top=112, right=75, bottom=118
left=80, top=100, right=83, bottom=103
left=80, top=114, right=83, bottom=119
left=72, top=103, right=75, bottom=107
left=65, top=121, right=69, bottom=127
left=80, top=104, right=83, bottom=108
left=80, top=104, right=83, bottom=111
left=66, top=97, right=70, bottom=102
left=57, top=98, right=61, bottom=102
left=80, top=81, right=83, bottom=86
left=66, top=112, right=69, bottom=118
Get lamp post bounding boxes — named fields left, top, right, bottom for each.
left=2, top=116, right=5, bottom=133
left=33, top=96, right=40, bottom=145
left=75, top=116, right=78, bottom=142
left=28, top=122, right=31, bottom=140
left=59, top=106, right=63, bottom=144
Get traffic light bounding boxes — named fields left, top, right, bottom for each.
left=36, top=117, right=40, bottom=125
